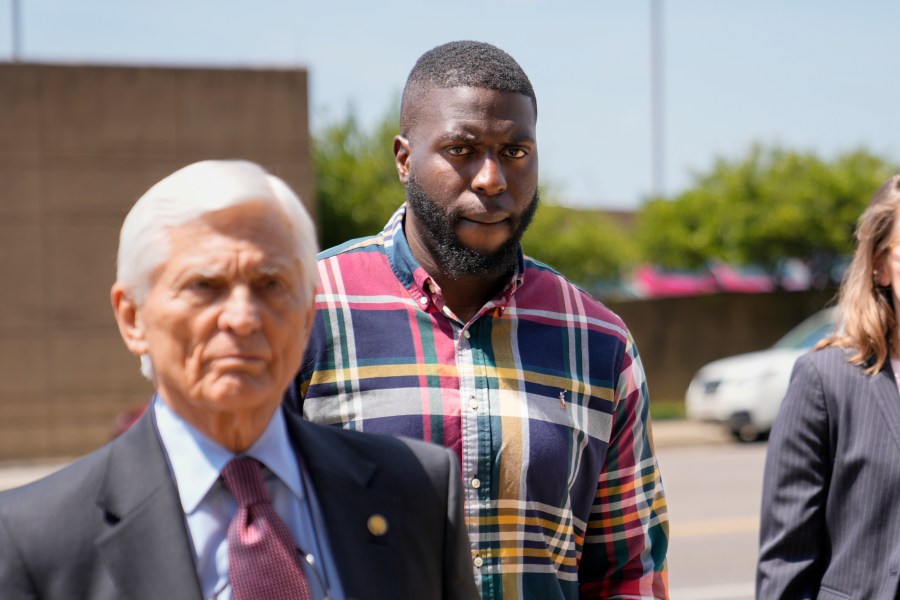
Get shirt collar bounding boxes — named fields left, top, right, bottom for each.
left=153, top=396, right=303, bottom=514
left=384, top=203, right=526, bottom=313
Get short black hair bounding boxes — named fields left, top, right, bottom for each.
left=400, top=40, right=537, bottom=135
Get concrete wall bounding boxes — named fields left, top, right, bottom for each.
left=0, top=63, right=313, bottom=460
left=608, top=289, right=837, bottom=404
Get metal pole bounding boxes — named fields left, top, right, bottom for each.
left=12, top=0, right=21, bottom=62
left=650, top=0, right=665, bottom=196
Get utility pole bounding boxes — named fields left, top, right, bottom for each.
left=650, top=0, right=665, bottom=196
left=11, top=0, right=21, bottom=62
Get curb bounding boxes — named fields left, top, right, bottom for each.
left=652, top=419, right=732, bottom=448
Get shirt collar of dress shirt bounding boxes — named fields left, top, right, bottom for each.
left=890, top=357, right=900, bottom=382
left=153, top=396, right=304, bottom=514
left=384, top=203, right=527, bottom=314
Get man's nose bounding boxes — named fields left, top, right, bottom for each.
left=472, top=153, right=507, bottom=197
left=218, top=287, right=262, bottom=335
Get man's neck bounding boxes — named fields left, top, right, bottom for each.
left=429, top=270, right=507, bottom=324
left=404, top=221, right=508, bottom=323
left=156, top=390, right=279, bottom=454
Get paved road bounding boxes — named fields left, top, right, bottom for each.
left=660, top=441, right=766, bottom=600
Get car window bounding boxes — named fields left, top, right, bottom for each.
left=773, top=310, right=836, bottom=350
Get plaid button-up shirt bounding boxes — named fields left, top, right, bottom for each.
left=288, top=205, right=669, bottom=599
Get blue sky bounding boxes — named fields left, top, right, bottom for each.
left=2, top=0, right=898, bottom=209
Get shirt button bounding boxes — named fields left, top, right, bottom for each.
left=473, top=556, right=484, bottom=568
left=471, top=478, right=481, bottom=489
left=442, top=306, right=452, bottom=317
left=463, top=330, right=471, bottom=339
left=468, top=398, right=478, bottom=410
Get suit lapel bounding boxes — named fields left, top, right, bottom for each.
left=284, top=410, right=402, bottom=600
left=870, top=359, right=900, bottom=454
left=95, top=410, right=203, bottom=600
left=286, top=410, right=377, bottom=488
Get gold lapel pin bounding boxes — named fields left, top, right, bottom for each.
left=367, top=514, right=389, bottom=536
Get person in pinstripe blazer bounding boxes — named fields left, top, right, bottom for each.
left=758, top=175, right=900, bottom=600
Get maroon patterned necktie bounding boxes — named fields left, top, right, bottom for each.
left=221, top=457, right=312, bottom=600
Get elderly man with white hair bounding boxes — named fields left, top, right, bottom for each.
left=0, top=160, right=478, bottom=600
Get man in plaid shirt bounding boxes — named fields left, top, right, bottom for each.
left=288, top=40, right=669, bottom=599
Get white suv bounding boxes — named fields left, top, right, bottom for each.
left=685, top=308, right=837, bottom=442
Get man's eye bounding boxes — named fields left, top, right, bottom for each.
left=446, top=146, right=471, bottom=156
left=189, top=279, right=217, bottom=292
left=504, top=147, right=528, bottom=158
left=259, top=278, right=284, bottom=293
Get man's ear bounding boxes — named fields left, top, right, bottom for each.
left=393, top=135, right=411, bottom=184
left=111, top=283, right=149, bottom=355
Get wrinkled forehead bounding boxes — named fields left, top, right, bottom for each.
left=163, top=202, right=301, bottom=267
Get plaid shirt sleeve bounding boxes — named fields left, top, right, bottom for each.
left=579, top=335, right=669, bottom=599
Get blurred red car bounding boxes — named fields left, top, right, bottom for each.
left=708, top=262, right=776, bottom=293
left=631, top=263, right=778, bottom=298
left=631, top=265, right=718, bottom=297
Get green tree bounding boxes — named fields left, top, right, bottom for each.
left=522, top=201, right=637, bottom=287
left=635, top=145, right=897, bottom=270
left=313, top=107, right=404, bottom=249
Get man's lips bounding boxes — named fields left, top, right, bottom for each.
left=460, top=213, right=510, bottom=226
left=211, top=355, right=268, bottom=370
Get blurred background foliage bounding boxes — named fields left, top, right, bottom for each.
left=635, top=146, right=897, bottom=270
left=313, top=105, right=898, bottom=292
left=313, top=106, right=404, bottom=250
left=521, top=201, right=637, bottom=283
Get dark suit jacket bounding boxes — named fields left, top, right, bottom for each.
left=758, top=346, right=900, bottom=600
left=0, top=406, right=478, bottom=600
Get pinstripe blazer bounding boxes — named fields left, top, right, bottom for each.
left=758, top=346, right=900, bottom=600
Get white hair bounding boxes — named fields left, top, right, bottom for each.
left=116, top=160, right=319, bottom=381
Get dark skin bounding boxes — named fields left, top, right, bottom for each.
left=393, top=87, right=539, bottom=322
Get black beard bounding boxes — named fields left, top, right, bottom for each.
left=405, top=175, right=539, bottom=280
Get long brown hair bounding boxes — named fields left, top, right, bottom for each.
left=818, top=175, right=900, bottom=374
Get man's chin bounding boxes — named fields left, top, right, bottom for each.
left=455, top=225, right=514, bottom=255
left=202, top=374, right=276, bottom=404
left=455, top=240, right=511, bottom=260
left=435, top=239, right=519, bottom=279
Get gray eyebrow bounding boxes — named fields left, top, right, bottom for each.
left=190, top=266, right=225, bottom=278
left=258, top=265, right=284, bottom=277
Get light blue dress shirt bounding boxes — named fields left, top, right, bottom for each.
left=153, top=396, right=344, bottom=600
